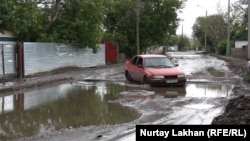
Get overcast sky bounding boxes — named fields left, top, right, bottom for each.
left=176, top=0, right=239, bottom=37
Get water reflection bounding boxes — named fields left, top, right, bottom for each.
left=119, top=85, right=187, bottom=100
left=0, top=82, right=140, bottom=140
left=121, top=83, right=233, bottom=100
left=186, top=83, right=233, bottom=97
left=0, top=80, right=234, bottom=140
left=168, top=52, right=231, bottom=76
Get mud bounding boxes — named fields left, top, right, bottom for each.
left=0, top=53, right=250, bottom=141
left=210, top=54, right=250, bottom=125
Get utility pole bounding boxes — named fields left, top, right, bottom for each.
left=136, top=0, right=140, bottom=55
left=205, top=10, right=207, bottom=52
left=197, top=5, right=207, bottom=52
left=181, top=24, right=183, bottom=50
left=226, top=0, right=231, bottom=55
left=248, top=0, right=250, bottom=59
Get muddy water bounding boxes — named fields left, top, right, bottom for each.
left=168, top=51, right=235, bottom=77
left=0, top=80, right=234, bottom=140
left=185, top=83, right=233, bottom=97
left=0, top=82, right=140, bottom=140
left=0, top=52, right=236, bottom=140
left=121, top=83, right=233, bottom=99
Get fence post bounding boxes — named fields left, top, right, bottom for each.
left=16, top=42, right=24, bottom=78
left=1, top=44, right=5, bottom=77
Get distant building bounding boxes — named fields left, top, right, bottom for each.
left=166, top=46, right=178, bottom=52
left=0, top=31, right=17, bottom=44
left=235, top=35, right=247, bottom=48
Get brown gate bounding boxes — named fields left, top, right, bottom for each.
left=16, top=42, right=24, bottom=78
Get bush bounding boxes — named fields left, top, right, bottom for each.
left=217, top=40, right=234, bottom=55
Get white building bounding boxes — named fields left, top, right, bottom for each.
left=235, top=40, right=248, bottom=48
left=0, top=31, right=17, bottom=44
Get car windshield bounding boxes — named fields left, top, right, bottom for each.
left=144, top=57, right=175, bottom=68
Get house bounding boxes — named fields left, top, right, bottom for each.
left=235, top=35, right=247, bottom=48
left=0, top=31, right=17, bottom=44
left=231, top=35, right=248, bottom=58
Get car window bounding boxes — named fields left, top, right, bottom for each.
left=145, top=57, right=175, bottom=68
left=137, top=57, right=143, bottom=66
left=131, top=56, right=138, bottom=65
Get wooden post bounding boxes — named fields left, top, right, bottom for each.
left=16, top=42, right=24, bottom=78
left=1, top=44, right=5, bottom=77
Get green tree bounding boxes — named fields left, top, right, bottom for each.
left=103, top=0, right=185, bottom=57
left=0, top=0, right=44, bottom=41
left=39, top=0, right=106, bottom=52
left=192, top=14, right=227, bottom=52
left=230, top=0, right=248, bottom=40
left=0, top=0, right=107, bottom=52
left=217, top=39, right=234, bottom=55
left=167, top=35, right=190, bottom=51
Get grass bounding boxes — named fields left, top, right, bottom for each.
left=243, top=74, right=250, bottom=83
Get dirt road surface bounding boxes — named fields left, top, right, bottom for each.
left=1, top=52, right=250, bottom=141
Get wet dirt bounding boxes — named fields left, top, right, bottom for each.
left=210, top=54, right=250, bottom=125
left=1, top=52, right=250, bottom=141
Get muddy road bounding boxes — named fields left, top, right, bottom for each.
left=0, top=51, right=246, bottom=141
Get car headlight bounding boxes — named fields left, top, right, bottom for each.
left=153, top=76, right=165, bottom=79
left=178, top=74, right=185, bottom=78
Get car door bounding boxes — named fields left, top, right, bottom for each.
left=128, top=56, right=139, bottom=80
left=133, top=57, right=146, bottom=82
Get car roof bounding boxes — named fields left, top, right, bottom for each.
left=137, top=54, right=167, bottom=58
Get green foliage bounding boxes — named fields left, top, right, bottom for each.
left=217, top=40, right=233, bottom=55
left=103, top=0, right=184, bottom=57
left=0, top=0, right=44, bottom=41
left=0, top=0, right=184, bottom=55
left=40, top=0, right=106, bottom=52
left=192, top=15, right=227, bottom=52
left=167, top=35, right=190, bottom=50
left=193, top=0, right=248, bottom=53
left=217, top=40, right=227, bottom=55
left=230, top=0, right=248, bottom=40
left=0, top=0, right=106, bottom=52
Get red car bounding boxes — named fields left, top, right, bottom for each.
left=124, top=54, right=186, bottom=87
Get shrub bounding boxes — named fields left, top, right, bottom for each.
left=217, top=40, right=234, bottom=55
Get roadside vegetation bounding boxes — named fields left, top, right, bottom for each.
left=0, top=0, right=248, bottom=58
left=192, top=0, right=247, bottom=54
left=0, top=0, right=186, bottom=56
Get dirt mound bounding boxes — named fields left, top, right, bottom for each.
left=211, top=54, right=250, bottom=125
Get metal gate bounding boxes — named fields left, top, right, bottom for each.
left=0, top=44, right=17, bottom=78
left=101, top=41, right=119, bottom=64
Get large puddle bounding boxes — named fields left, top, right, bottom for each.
left=0, top=81, right=234, bottom=140
left=121, top=83, right=234, bottom=99
left=167, top=51, right=237, bottom=78
left=0, top=82, right=139, bottom=140
left=0, top=51, right=237, bottom=140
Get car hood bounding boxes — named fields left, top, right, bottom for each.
left=146, top=67, right=185, bottom=76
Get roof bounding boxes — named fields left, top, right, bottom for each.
left=235, top=34, right=247, bottom=41
left=0, top=31, right=15, bottom=37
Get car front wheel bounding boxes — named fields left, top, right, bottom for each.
left=143, top=76, right=148, bottom=84
left=125, top=71, right=132, bottom=81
